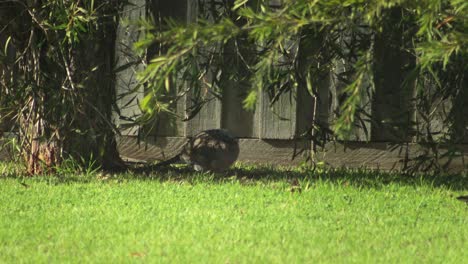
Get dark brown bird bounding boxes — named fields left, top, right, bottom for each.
left=156, top=129, right=239, bottom=172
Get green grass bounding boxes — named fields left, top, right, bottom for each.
left=0, top=162, right=467, bottom=263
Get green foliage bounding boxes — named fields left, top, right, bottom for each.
left=0, top=0, right=126, bottom=172
left=0, top=162, right=467, bottom=262
left=58, top=155, right=101, bottom=177
left=135, top=0, right=467, bottom=172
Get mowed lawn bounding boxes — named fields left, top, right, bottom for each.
left=0, top=163, right=467, bottom=263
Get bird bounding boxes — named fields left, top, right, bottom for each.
left=155, top=129, right=239, bottom=172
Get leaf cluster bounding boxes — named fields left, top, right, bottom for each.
left=135, top=0, right=467, bottom=172
left=0, top=0, right=126, bottom=171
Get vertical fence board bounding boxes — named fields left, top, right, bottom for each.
left=145, top=0, right=189, bottom=137
left=258, top=90, right=296, bottom=139
left=220, top=40, right=256, bottom=138
left=454, top=85, right=468, bottom=143
left=455, top=64, right=468, bottom=143
left=295, top=30, right=329, bottom=138
left=222, top=82, right=255, bottom=137
left=184, top=0, right=223, bottom=136
left=371, top=8, right=414, bottom=142
left=329, top=37, right=372, bottom=141
left=115, top=0, right=146, bottom=136
left=186, top=83, right=222, bottom=136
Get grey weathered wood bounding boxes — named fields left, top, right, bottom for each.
left=295, top=86, right=315, bottom=136
left=453, top=87, right=468, bottom=143
left=269, top=0, right=283, bottom=7
left=257, top=39, right=298, bottom=139
left=327, top=26, right=372, bottom=141
left=118, top=135, right=467, bottom=172
left=118, top=136, right=188, bottom=162
left=315, top=142, right=400, bottom=170
left=415, top=78, right=468, bottom=143
left=222, top=81, right=255, bottom=137
left=237, top=139, right=309, bottom=165
left=372, top=8, right=414, bottom=142
left=257, top=89, right=296, bottom=139
left=186, top=84, right=222, bottom=136
left=186, top=0, right=198, bottom=23
left=144, top=0, right=190, bottom=137
left=185, top=1, right=222, bottom=136
left=118, top=136, right=309, bottom=166
left=413, top=82, right=450, bottom=142
left=296, top=29, right=328, bottom=138
left=111, top=1, right=468, bottom=173
left=314, top=142, right=467, bottom=173
left=330, top=63, right=371, bottom=141
left=115, top=0, right=146, bottom=136
left=220, top=39, right=256, bottom=138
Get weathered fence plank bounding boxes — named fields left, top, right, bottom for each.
left=314, top=142, right=468, bottom=173
left=118, top=136, right=309, bottom=166
left=115, top=0, right=146, bottom=136
left=222, top=81, right=256, bottom=137
left=372, top=8, right=415, bottom=142
left=146, top=0, right=189, bottom=137
left=257, top=90, right=297, bottom=139
left=186, top=90, right=223, bottom=136
left=118, top=136, right=467, bottom=172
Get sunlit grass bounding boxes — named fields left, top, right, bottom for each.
left=0, top=162, right=467, bottom=263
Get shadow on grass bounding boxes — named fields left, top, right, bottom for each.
left=124, top=162, right=468, bottom=191
left=1, top=161, right=467, bottom=191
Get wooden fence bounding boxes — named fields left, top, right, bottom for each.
left=115, top=0, right=314, bottom=166
left=113, top=0, right=468, bottom=172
